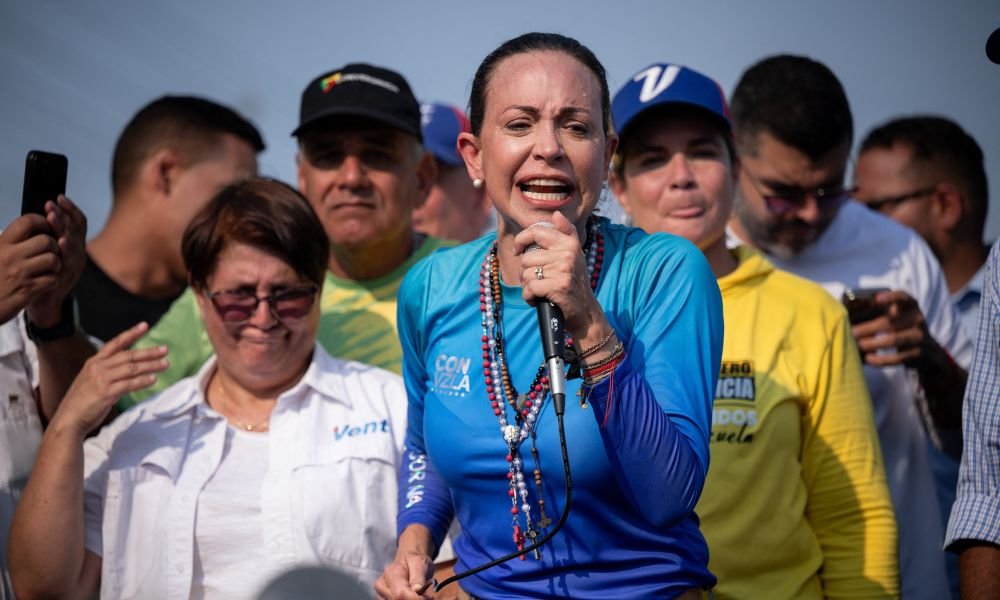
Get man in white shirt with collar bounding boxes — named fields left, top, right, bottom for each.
left=855, top=115, right=991, bottom=340
left=727, top=54, right=972, bottom=600
left=855, top=115, right=991, bottom=596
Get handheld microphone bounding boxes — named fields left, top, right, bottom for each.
left=537, top=292, right=567, bottom=416
left=525, top=233, right=567, bottom=416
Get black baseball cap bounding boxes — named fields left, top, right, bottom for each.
left=292, top=63, right=422, bottom=140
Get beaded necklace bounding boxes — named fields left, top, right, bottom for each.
left=478, top=217, right=604, bottom=557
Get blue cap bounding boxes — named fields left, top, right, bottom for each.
left=420, top=102, right=470, bottom=166
left=611, top=63, right=730, bottom=137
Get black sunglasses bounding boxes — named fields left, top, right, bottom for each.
left=861, top=186, right=936, bottom=213
left=206, top=285, right=319, bottom=323
left=743, top=167, right=855, bottom=215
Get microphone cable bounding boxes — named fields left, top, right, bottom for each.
left=432, top=393, right=572, bottom=593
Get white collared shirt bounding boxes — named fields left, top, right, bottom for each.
left=83, top=344, right=406, bottom=600
left=1, top=315, right=41, bottom=600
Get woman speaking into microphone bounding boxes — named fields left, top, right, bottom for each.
left=376, top=33, right=722, bottom=599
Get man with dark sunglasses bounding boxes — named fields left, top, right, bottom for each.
left=727, top=54, right=972, bottom=600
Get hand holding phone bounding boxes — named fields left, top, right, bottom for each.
left=21, top=150, right=68, bottom=220
left=841, top=287, right=890, bottom=325
left=3, top=150, right=86, bottom=325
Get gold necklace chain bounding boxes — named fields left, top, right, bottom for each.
left=230, top=417, right=270, bottom=432
left=212, top=375, right=271, bottom=432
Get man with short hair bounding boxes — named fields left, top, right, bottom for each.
left=412, top=102, right=493, bottom=243
left=75, top=96, right=263, bottom=341
left=856, top=115, right=991, bottom=338
left=727, top=54, right=972, bottom=599
left=125, top=63, right=448, bottom=405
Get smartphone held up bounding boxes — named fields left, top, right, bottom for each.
left=841, top=287, right=890, bottom=325
left=21, top=150, right=68, bottom=223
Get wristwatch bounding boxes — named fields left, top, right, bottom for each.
left=25, top=295, right=78, bottom=342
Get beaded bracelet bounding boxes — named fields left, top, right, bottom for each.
left=581, top=340, right=624, bottom=371
left=567, top=334, right=617, bottom=381
left=577, top=329, right=617, bottom=360
left=582, top=344, right=626, bottom=386
left=582, top=360, right=618, bottom=385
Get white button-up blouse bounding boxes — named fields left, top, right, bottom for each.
left=83, top=344, right=406, bottom=600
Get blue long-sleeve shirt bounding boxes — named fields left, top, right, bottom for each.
left=397, top=220, right=723, bottom=598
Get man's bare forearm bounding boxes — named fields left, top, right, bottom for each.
left=959, top=543, right=1000, bottom=600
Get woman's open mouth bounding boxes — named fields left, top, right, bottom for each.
left=518, top=178, right=573, bottom=201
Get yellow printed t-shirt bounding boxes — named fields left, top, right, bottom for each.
left=697, top=246, right=898, bottom=599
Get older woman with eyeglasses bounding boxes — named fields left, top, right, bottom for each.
left=10, top=177, right=407, bottom=599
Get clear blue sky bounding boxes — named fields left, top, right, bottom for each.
left=2, top=1, right=999, bottom=240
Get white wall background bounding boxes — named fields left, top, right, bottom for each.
left=2, top=1, right=999, bottom=241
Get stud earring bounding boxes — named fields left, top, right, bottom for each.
left=473, top=178, right=483, bottom=189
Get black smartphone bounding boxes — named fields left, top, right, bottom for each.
left=841, top=287, right=890, bottom=324
left=21, top=150, right=68, bottom=217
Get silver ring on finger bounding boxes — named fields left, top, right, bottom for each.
left=535, top=266, right=544, bottom=280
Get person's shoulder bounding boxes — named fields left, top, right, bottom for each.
left=420, top=234, right=491, bottom=264
left=408, top=234, right=470, bottom=271
left=832, top=201, right=921, bottom=249
left=88, top=375, right=202, bottom=453
left=841, top=203, right=946, bottom=288
left=416, top=235, right=458, bottom=256
left=608, top=222, right=715, bottom=287
left=754, top=248, right=842, bottom=306
left=119, top=373, right=202, bottom=421
left=402, top=236, right=492, bottom=290
left=310, top=346, right=407, bottom=420
left=145, top=287, right=200, bottom=330
left=312, top=345, right=404, bottom=392
left=605, top=220, right=702, bottom=263
left=728, top=247, right=846, bottom=321
left=807, top=202, right=937, bottom=284
left=765, top=264, right=849, bottom=321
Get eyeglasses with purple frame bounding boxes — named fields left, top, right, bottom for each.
left=206, top=285, right=320, bottom=323
left=742, top=167, right=856, bottom=215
